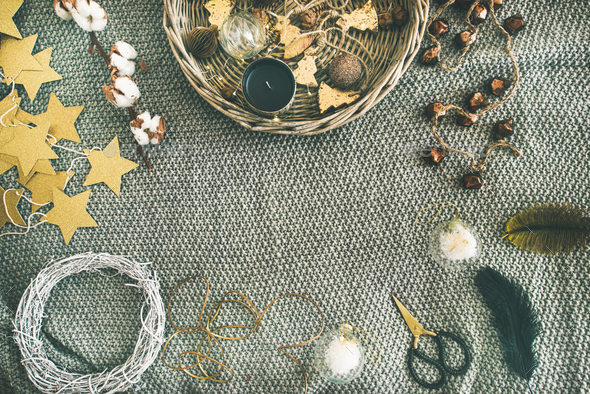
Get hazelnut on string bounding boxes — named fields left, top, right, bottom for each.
left=420, top=46, right=439, bottom=65
left=102, top=76, right=140, bottom=108
left=300, top=10, right=317, bottom=30
left=429, top=18, right=449, bottom=37
left=494, top=119, right=514, bottom=140
left=391, top=5, right=408, bottom=26
left=130, top=111, right=166, bottom=146
left=54, top=0, right=108, bottom=32
left=490, top=78, right=510, bottom=96
left=467, top=92, right=488, bottom=112
left=110, top=41, right=138, bottom=77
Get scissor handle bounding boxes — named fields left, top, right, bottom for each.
left=435, top=331, right=471, bottom=376
left=408, top=346, right=446, bottom=390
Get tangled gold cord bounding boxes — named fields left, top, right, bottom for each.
left=426, top=0, right=522, bottom=172
left=162, top=276, right=324, bottom=393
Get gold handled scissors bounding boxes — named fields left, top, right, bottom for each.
left=393, top=295, right=471, bottom=390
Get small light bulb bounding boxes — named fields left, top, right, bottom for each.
left=308, top=92, right=312, bottom=96
left=218, top=77, right=223, bottom=81
left=273, top=117, right=279, bottom=122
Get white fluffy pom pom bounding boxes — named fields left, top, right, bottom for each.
left=112, top=41, right=138, bottom=60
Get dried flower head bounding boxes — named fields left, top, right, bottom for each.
left=130, top=111, right=166, bottom=145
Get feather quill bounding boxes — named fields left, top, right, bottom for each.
left=504, top=202, right=590, bottom=255
left=474, top=267, right=540, bottom=393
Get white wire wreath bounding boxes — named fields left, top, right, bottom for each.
left=13, top=252, right=166, bottom=393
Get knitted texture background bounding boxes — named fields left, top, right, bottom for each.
left=1, top=0, right=589, bottom=393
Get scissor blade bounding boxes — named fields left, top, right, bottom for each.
left=392, top=295, right=425, bottom=337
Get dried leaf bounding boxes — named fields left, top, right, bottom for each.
left=276, top=16, right=301, bottom=46
left=293, top=55, right=318, bottom=87
left=284, top=35, right=314, bottom=59
left=318, top=82, right=360, bottom=114
left=337, top=0, right=378, bottom=34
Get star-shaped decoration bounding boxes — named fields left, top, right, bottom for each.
left=8, top=48, right=62, bottom=101
left=0, top=35, right=43, bottom=78
left=83, top=136, right=138, bottom=195
left=0, top=152, right=55, bottom=182
left=46, top=188, right=97, bottom=244
left=18, top=171, right=73, bottom=212
left=0, top=186, right=25, bottom=229
left=0, top=123, right=58, bottom=177
left=29, top=93, right=83, bottom=143
left=0, top=0, right=24, bottom=39
left=0, top=92, right=22, bottom=126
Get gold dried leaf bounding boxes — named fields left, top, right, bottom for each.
left=337, top=0, right=378, bottom=34
left=204, top=0, right=233, bottom=28
left=293, top=55, right=318, bottom=87
left=318, top=82, right=360, bottom=114
left=284, top=35, right=314, bottom=59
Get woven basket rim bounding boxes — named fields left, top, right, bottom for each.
left=163, top=0, right=429, bottom=135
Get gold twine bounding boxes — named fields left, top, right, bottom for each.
left=162, top=276, right=324, bottom=393
left=346, top=320, right=381, bottom=366
left=426, top=0, right=522, bottom=172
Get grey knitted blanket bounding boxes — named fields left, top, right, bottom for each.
left=1, top=0, right=589, bottom=393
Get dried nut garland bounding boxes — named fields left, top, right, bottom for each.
left=420, top=0, right=525, bottom=189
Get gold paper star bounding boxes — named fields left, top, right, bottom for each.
left=30, top=93, right=84, bottom=143
left=9, top=48, right=62, bottom=101
left=0, top=35, right=43, bottom=78
left=83, top=136, right=138, bottom=195
left=46, top=188, right=97, bottom=244
left=18, top=171, right=72, bottom=212
left=0, top=92, right=22, bottom=126
left=0, top=123, right=58, bottom=177
left=0, top=0, right=24, bottom=39
left=0, top=186, right=25, bottom=229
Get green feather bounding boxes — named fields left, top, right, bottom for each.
left=475, top=267, right=540, bottom=393
left=505, top=203, right=590, bottom=255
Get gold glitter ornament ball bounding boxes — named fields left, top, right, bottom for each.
left=328, top=54, right=363, bottom=90
left=187, top=25, right=219, bottom=58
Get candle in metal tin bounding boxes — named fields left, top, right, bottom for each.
left=242, top=57, right=296, bottom=118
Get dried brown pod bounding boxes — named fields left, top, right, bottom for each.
left=300, top=10, right=317, bottom=30
left=494, top=119, right=514, bottom=139
left=467, top=92, right=488, bottom=112
left=378, top=11, right=394, bottom=30
left=464, top=172, right=483, bottom=189
left=504, top=14, right=525, bottom=35
left=470, top=4, right=488, bottom=25
left=221, top=87, right=237, bottom=102
left=392, top=5, right=408, bottom=26
left=429, top=19, right=449, bottom=37
left=187, top=25, right=218, bottom=58
left=329, top=53, right=363, bottom=89
left=252, top=8, right=269, bottom=25
left=425, top=102, right=446, bottom=120
left=422, top=147, right=447, bottom=165
left=455, top=30, right=476, bottom=48
left=490, top=78, right=511, bottom=96
left=457, top=112, right=479, bottom=127
left=420, top=46, right=439, bottom=65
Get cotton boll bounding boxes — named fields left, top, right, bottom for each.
left=110, top=53, right=136, bottom=76
left=71, top=11, right=92, bottom=31
left=54, top=0, right=73, bottom=20
left=149, top=115, right=165, bottom=133
left=75, top=0, right=92, bottom=17
left=112, top=41, right=138, bottom=60
left=136, top=111, right=152, bottom=129
left=134, top=130, right=150, bottom=146
left=90, top=16, right=107, bottom=31
left=102, top=85, right=134, bottom=107
left=150, top=136, right=161, bottom=145
left=113, top=76, right=140, bottom=101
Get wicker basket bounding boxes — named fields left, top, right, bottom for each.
left=163, top=0, right=428, bottom=135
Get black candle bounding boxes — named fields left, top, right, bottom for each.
left=242, top=57, right=296, bottom=117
